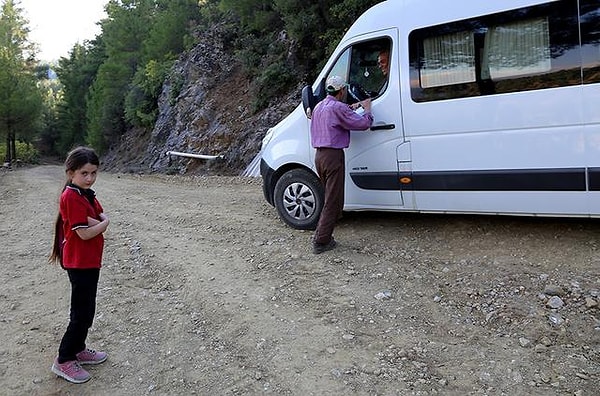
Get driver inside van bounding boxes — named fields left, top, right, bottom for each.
left=377, top=49, right=390, bottom=94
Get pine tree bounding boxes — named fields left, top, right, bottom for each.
left=0, top=0, right=42, bottom=165
left=54, top=40, right=106, bottom=154
left=85, top=0, right=155, bottom=153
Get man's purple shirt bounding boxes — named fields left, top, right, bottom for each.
left=310, top=95, right=373, bottom=149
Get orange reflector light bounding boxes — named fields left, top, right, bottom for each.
left=400, top=177, right=412, bottom=184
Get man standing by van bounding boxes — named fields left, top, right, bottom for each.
left=310, top=75, right=373, bottom=254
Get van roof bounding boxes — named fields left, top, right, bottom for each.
left=341, top=0, right=557, bottom=43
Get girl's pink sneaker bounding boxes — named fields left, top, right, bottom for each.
left=76, top=348, right=108, bottom=365
left=51, top=359, right=91, bottom=383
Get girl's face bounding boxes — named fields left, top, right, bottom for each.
left=68, top=163, right=98, bottom=189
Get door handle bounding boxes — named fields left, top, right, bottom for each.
left=371, top=124, right=395, bottom=131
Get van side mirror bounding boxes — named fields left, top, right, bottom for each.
left=302, top=85, right=318, bottom=119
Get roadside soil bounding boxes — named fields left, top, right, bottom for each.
left=0, top=165, right=598, bottom=396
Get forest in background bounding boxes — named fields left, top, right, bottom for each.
left=0, top=0, right=382, bottom=164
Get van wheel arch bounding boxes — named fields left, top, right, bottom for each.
left=273, top=168, right=324, bottom=230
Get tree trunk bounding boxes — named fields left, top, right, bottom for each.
left=5, top=130, right=16, bottom=166
left=4, top=134, right=10, bottom=165
left=10, top=131, right=16, bottom=164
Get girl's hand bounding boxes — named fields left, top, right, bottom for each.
left=78, top=214, right=109, bottom=240
left=75, top=213, right=109, bottom=241
left=99, top=213, right=110, bottom=227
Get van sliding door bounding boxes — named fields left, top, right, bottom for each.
left=403, top=0, right=587, bottom=216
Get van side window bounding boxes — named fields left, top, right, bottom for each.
left=409, top=0, right=580, bottom=102
left=324, top=38, right=392, bottom=104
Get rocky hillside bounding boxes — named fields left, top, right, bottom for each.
left=102, top=23, right=302, bottom=176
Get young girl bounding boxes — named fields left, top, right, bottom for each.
left=49, top=146, right=110, bottom=384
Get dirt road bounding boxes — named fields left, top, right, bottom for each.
left=0, top=165, right=598, bottom=395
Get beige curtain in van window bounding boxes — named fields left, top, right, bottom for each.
left=483, top=17, right=551, bottom=80
left=421, top=30, right=476, bottom=88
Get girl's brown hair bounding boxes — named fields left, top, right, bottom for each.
left=49, top=147, right=100, bottom=265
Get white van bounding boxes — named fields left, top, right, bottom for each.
left=260, top=0, right=600, bottom=229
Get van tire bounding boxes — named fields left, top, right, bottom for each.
left=274, top=168, right=324, bottom=230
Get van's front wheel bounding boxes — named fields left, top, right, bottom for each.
left=274, top=168, right=324, bottom=230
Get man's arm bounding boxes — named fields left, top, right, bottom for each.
left=339, top=99, right=373, bottom=130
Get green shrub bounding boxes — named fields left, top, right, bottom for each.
left=0, top=141, right=40, bottom=164
left=252, top=61, right=295, bottom=111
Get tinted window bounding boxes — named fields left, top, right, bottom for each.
left=409, top=0, right=580, bottom=102
left=581, top=0, right=600, bottom=83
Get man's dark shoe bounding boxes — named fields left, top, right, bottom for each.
left=313, top=238, right=337, bottom=254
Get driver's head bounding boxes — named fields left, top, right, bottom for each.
left=378, top=50, right=390, bottom=77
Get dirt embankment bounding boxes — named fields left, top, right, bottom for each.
left=0, top=165, right=598, bottom=395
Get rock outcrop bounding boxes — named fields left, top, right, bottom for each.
left=103, top=23, right=301, bottom=176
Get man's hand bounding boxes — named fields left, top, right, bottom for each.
left=350, top=98, right=372, bottom=111
left=361, top=98, right=372, bottom=112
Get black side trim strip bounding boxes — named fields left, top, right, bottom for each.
left=350, top=172, right=401, bottom=190
left=413, top=168, right=586, bottom=191
left=350, top=168, right=587, bottom=191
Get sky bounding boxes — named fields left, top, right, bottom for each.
left=19, top=0, right=108, bottom=61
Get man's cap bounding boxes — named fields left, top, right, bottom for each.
left=326, top=75, right=347, bottom=93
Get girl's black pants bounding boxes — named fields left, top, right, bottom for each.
left=57, top=268, right=100, bottom=363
